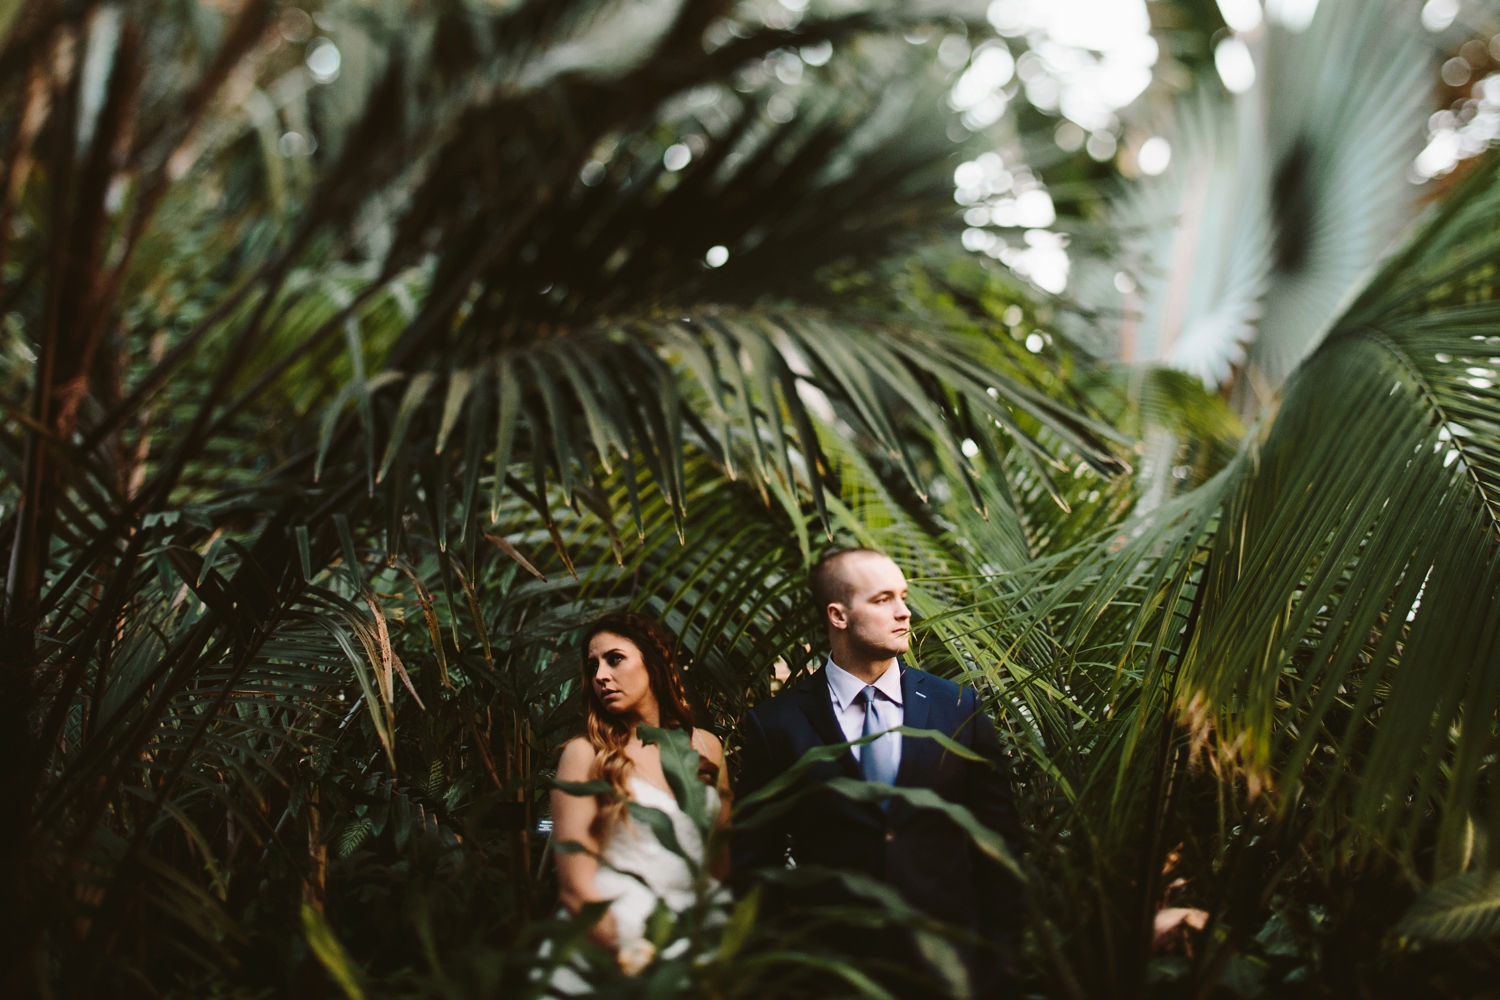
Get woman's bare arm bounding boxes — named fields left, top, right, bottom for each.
left=551, top=738, right=617, bottom=945
left=693, top=730, right=732, bottom=881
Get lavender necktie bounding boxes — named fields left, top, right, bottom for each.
left=859, top=686, right=899, bottom=787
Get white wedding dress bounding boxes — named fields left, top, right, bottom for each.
left=543, top=777, right=724, bottom=995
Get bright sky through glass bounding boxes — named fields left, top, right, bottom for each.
left=987, top=0, right=1158, bottom=131
left=963, top=0, right=1159, bottom=292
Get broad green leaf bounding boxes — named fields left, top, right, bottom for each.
left=737, top=951, right=896, bottom=1000
left=825, top=777, right=1023, bottom=881
left=716, top=886, right=759, bottom=961
left=734, top=726, right=989, bottom=818
left=1396, top=873, right=1500, bottom=943
left=625, top=802, right=691, bottom=868
left=302, top=903, right=367, bottom=1000
left=762, top=866, right=970, bottom=998
left=637, top=724, right=709, bottom=834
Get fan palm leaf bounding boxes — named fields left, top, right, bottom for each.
left=992, top=151, right=1500, bottom=874
left=1058, top=0, right=1432, bottom=405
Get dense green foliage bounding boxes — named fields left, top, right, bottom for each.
left=1, top=2, right=1498, bottom=999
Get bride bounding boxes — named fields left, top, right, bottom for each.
left=545, top=612, right=731, bottom=989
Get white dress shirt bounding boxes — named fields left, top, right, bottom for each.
left=825, top=657, right=904, bottom=770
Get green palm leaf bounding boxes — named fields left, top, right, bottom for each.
left=1396, top=873, right=1500, bottom=943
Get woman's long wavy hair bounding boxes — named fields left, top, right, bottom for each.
left=578, top=612, right=717, bottom=839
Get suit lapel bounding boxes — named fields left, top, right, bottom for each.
left=895, top=665, right=932, bottom=787
left=795, top=668, right=863, bottom=779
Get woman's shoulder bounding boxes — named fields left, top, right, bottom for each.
left=555, top=736, right=599, bottom=779
left=691, top=727, right=724, bottom=762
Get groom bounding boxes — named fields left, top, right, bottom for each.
left=733, top=548, right=1024, bottom=995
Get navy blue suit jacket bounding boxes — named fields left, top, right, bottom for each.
left=732, top=664, right=1024, bottom=944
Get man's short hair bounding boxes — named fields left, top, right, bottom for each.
left=809, top=547, right=888, bottom=621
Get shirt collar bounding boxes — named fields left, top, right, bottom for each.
left=826, top=656, right=904, bottom=710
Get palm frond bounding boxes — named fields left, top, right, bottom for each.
left=995, top=151, right=1500, bottom=869
left=1058, top=0, right=1432, bottom=403
left=1396, top=872, right=1500, bottom=943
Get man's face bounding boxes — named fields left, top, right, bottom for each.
left=827, top=553, right=911, bottom=657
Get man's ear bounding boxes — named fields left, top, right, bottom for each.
left=826, top=603, right=849, bottom=631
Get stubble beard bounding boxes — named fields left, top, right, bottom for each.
left=849, top=624, right=908, bottom=661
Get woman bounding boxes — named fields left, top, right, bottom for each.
left=548, top=612, right=731, bottom=983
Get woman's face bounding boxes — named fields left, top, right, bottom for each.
left=587, top=632, right=658, bottom=721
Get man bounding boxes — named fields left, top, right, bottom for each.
left=733, top=547, right=1024, bottom=996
